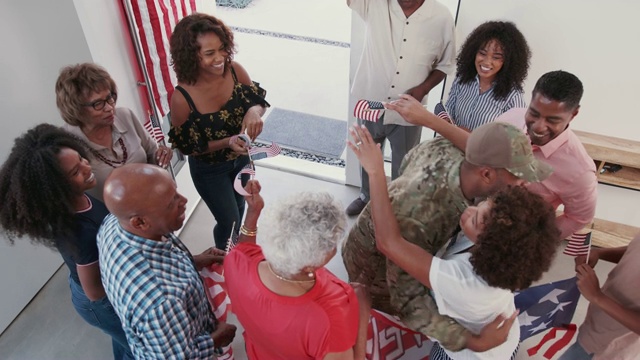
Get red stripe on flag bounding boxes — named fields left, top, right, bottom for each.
left=563, top=232, right=591, bottom=256
left=178, top=0, right=187, bottom=17
left=354, top=100, right=380, bottom=122
left=131, top=0, right=163, bottom=117
left=144, top=0, right=174, bottom=116
left=128, top=0, right=196, bottom=117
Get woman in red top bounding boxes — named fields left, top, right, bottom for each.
left=224, top=181, right=369, bottom=360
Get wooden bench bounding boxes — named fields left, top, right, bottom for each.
left=574, top=130, right=640, bottom=191
left=568, top=130, right=640, bottom=247
left=582, top=218, right=639, bottom=248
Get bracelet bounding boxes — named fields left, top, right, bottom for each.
left=240, top=225, right=257, bottom=237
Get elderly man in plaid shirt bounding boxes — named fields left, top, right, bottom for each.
left=97, top=164, right=236, bottom=359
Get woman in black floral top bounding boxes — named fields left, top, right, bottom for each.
left=169, top=13, right=269, bottom=249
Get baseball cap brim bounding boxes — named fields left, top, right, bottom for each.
left=506, top=159, right=553, bottom=182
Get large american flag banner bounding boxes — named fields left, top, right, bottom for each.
left=125, top=0, right=197, bottom=117
left=354, top=99, right=384, bottom=122
left=563, top=232, right=592, bottom=257
left=514, top=277, right=580, bottom=358
left=200, top=264, right=234, bottom=359
left=366, top=310, right=432, bottom=359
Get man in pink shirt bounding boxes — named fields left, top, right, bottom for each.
left=386, top=70, right=597, bottom=239
left=495, top=71, right=597, bottom=239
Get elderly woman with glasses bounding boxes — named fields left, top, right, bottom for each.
left=224, top=181, right=370, bottom=360
left=55, top=63, right=172, bottom=201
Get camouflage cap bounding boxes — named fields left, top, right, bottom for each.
left=465, top=122, right=553, bottom=182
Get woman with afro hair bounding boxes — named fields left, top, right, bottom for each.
left=445, top=21, right=531, bottom=131
left=350, top=125, right=560, bottom=360
left=0, top=124, right=132, bottom=360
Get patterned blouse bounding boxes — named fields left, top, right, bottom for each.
left=169, top=68, right=269, bottom=164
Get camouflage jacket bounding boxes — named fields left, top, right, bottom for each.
left=342, top=137, right=471, bottom=351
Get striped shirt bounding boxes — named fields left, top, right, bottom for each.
left=445, top=76, right=526, bottom=131
left=97, top=214, right=217, bottom=359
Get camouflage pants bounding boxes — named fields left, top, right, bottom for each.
left=342, top=206, right=468, bottom=351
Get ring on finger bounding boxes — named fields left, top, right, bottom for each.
left=356, top=141, right=363, bottom=146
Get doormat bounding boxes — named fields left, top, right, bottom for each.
left=257, top=107, right=346, bottom=158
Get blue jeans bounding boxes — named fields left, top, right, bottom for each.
left=558, top=341, right=594, bottom=359
left=189, top=155, right=250, bottom=249
left=69, top=277, right=133, bottom=360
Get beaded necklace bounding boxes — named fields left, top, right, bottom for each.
left=90, top=138, right=128, bottom=168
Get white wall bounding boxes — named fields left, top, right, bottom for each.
left=0, top=0, right=93, bottom=334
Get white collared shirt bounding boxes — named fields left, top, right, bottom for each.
left=349, top=0, right=456, bottom=125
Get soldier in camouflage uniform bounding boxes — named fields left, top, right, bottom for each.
left=342, top=122, right=552, bottom=351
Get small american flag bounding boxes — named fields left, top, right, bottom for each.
left=233, top=165, right=256, bottom=196
left=434, top=102, right=452, bottom=123
left=563, top=232, right=592, bottom=257
left=143, top=117, right=165, bottom=142
left=248, top=142, right=281, bottom=160
left=354, top=99, right=384, bottom=122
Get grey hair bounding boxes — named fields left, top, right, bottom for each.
left=261, top=192, right=347, bottom=277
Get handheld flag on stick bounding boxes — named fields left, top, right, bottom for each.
left=248, top=142, right=282, bottom=160
left=143, top=115, right=165, bottom=142
left=233, top=165, right=256, bottom=196
left=434, top=102, right=452, bottom=124
left=354, top=99, right=384, bottom=122
left=563, top=232, right=592, bottom=257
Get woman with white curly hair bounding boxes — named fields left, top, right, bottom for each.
left=224, top=180, right=369, bottom=360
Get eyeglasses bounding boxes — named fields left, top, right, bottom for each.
left=83, top=92, right=117, bottom=111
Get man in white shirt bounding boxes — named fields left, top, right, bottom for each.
left=346, top=0, right=456, bottom=215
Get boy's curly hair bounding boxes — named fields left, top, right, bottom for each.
left=470, top=186, right=560, bottom=291
left=456, top=21, right=531, bottom=100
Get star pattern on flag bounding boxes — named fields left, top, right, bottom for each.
left=528, top=320, right=552, bottom=334
left=548, top=301, right=573, bottom=317
left=539, top=289, right=567, bottom=304
left=518, top=311, right=540, bottom=326
left=514, top=277, right=580, bottom=341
